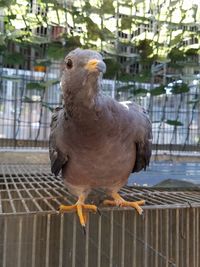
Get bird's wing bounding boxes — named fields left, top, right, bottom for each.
left=49, top=107, right=68, bottom=176
left=126, top=102, right=152, bottom=173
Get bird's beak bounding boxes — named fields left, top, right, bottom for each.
left=85, top=59, right=106, bottom=74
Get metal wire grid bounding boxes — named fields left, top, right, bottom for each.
left=1, top=164, right=200, bottom=215
left=0, top=67, right=199, bottom=152
left=0, top=165, right=200, bottom=267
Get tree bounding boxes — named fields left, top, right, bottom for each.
left=0, top=0, right=199, bottom=77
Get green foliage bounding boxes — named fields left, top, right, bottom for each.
left=165, top=120, right=183, bottom=126
left=168, top=62, right=184, bottom=69
left=26, top=82, right=46, bottom=90
left=121, top=16, right=132, bottom=30
left=0, top=44, right=6, bottom=54
left=136, top=40, right=153, bottom=59
left=170, top=32, right=184, bottom=46
left=22, top=35, right=49, bottom=45
left=82, top=1, right=92, bottom=13
left=170, top=83, right=189, bottom=94
left=3, top=52, right=25, bottom=65
left=135, top=40, right=155, bottom=74
left=185, top=48, right=199, bottom=56
left=134, top=88, right=148, bottom=96
left=150, top=85, right=166, bottom=96
left=26, top=80, right=60, bottom=90
left=118, top=73, right=134, bottom=82
left=43, top=79, right=60, bottom=87
left=168, top=48, right=185, bottom=62
left=1, top=0, right=199, bottom=87
left=85, top=17, right=103, bottom=41
left=101, top=28, right=114, bottom=41
left=1, top=75, right=20, bottom=81
left=47, top=42, right=65, bottom=60
left=6, top=14, right=17, bottom=20
left=63, top=36, right=82, bottom=53
left=133, top=72, right=151, bottom=83
left=0, top=0, right=15, bottom=7
left=101, top=0, right=115, bottom=14
left=103, top=58, right=121, bottom=79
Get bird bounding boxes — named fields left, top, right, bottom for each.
left=49, top=48, right=152, bottom=228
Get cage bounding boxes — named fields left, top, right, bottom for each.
left=0, top=162, right=200, bottom=267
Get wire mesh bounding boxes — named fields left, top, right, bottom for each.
left=0, top=163, right=200, bottom=267
left=0, top=68, right=199, bottom=152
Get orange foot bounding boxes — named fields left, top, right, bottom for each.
left=103, top=192, right=145, bottom=215
left=59, top=195, right=97, bottom=228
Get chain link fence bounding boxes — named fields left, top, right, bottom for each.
left=0, top=67, right=199, bottom=152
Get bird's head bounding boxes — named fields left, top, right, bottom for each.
left=61, top=48, right=106, bottom=107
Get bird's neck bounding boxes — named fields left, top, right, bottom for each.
left=64, top=90, right=102, bottom=121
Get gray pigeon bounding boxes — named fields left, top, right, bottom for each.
left=49, top=48, right=152, bottom=227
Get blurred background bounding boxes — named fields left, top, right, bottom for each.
left=0, top=0, right=199, bottom=187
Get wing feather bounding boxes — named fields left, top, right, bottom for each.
left=129, top=103, right=152, bottom=173
left=49, top=107, right=68, bottom=176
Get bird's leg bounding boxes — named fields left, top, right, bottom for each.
left=59, top=195, right=97, bottom=227
left=103, top=192, right=145, bottom=215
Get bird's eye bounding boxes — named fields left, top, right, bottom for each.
left=66, top=58, right=73, bottom=69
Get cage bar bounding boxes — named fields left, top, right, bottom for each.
left=0, top=164, right=200, bottom=267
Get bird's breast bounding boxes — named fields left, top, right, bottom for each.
left=63, top=133, right=136, bottom=190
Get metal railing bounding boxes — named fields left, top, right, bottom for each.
left=0, top=68, right=199, bottom=152
left=0, top=162, right=200, bottom=267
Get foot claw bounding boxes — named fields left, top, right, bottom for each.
left=82, top=225, right=86, bottom=235
left=141, top=210, right=145, bottom=219
left=59, top=202, right=98, bottom=227
left=103, top=193, right=145, bottom=215
left=136, top=207, right=143, bottom=215
left=97, top=208, right=101, bottom=216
